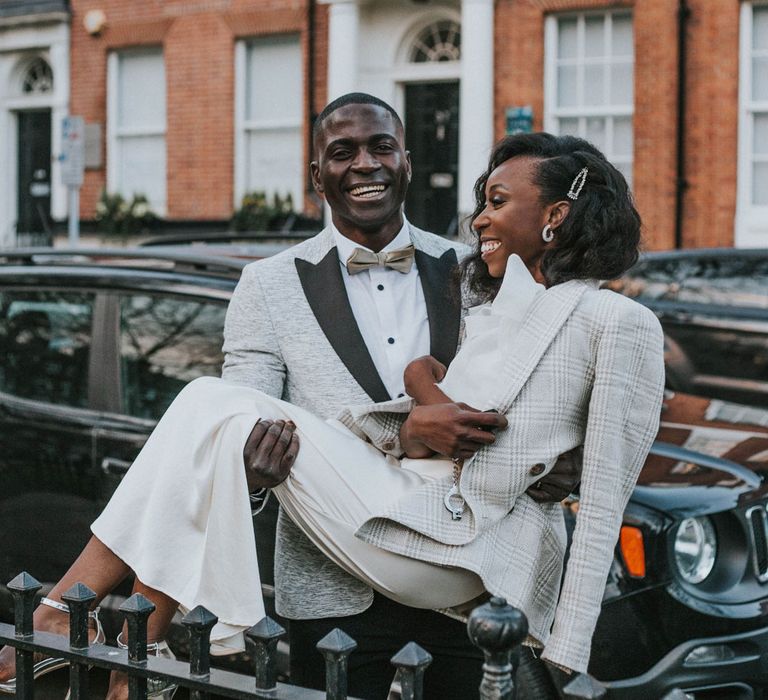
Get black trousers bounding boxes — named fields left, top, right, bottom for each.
left=289, top=593, right=484, bottom=700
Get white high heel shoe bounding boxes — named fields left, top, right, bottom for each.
left=0, top=596, right=104, bottom=694
left=116, top=632, right=178, bottom=699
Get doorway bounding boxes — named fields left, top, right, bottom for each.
left=404, top=82, right=460, bottom=237
left=17, top=109, right=52, bottom=240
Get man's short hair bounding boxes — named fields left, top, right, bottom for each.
left=312, top=92, right=404, bottom=146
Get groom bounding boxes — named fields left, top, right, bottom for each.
left=222, top=93, right=577, bottom=698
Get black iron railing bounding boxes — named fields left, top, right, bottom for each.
left=0, top=571, right=619, bottom=699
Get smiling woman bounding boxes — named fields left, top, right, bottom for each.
left=462, top=132, right=642, bottom=304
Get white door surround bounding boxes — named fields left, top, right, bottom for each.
left=0, top=19, right=69, bottom=248
left=320, top=0, right=494, bottom=232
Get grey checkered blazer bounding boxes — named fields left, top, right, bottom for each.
left=338, top=281, right=665, bottom=673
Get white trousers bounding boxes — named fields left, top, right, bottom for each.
left=91, top=378, right=483, bottom=654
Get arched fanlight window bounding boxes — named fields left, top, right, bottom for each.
left=22, top=58, right=54, bottom=94
left=409, top=20, right=461, bottom=63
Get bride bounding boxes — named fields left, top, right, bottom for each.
left=0, top=133, right=665, bottom=697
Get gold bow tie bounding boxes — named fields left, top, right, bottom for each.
left=345, top=244, right=415, bottom=275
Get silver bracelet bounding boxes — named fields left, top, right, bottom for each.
left=249, top=488, right=271, bottom=516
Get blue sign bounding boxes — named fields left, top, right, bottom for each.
left=506, top=106, right=533, bottom=135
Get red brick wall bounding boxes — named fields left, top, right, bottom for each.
left=493, top=0, right=741, bottom=250
left=165, top=14, right=233, bottom=219
left=70, top=0, right=742, bottom=245
left=633, top=0, right=679, bottom=251
left=680, top=0, right=739, bottom=249
left=494, top=0, right=679, bottom=251
left=70, top=0, right=315, bottom=222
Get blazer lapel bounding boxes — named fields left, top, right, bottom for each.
left=415, top=248, right=461, bottom=366
left=491, top=281, right=590, bottom=413
left=295, top=248, right=391, bottom=403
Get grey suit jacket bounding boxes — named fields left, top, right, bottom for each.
left=337, top=283, right=665, bottom=673
left=221, top=224, right=467, bottom=619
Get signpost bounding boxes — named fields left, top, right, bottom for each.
left=61, top=116, right=85, bottom=245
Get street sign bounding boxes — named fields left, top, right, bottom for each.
left=61, top=116, right=85, bottom=187
left=505, top=106, right=533, bottom=135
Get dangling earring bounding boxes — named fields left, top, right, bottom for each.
left=541, top=224, right=554, bottom=243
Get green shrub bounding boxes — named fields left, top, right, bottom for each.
left=95, top=191, right=158, bottom=235
left=231, top=191, right=295, bottom=232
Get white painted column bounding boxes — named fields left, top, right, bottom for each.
left=458, top=0, right=495, bottom=226
left=50, top=25, right=70, bottom=222
left=321, top=0, right=360, bottom=101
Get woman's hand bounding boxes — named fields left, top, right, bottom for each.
left=403, top=356, right=449, bottom=405
left=399, top=403, right=508, bottom=460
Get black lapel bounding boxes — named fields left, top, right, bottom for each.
left=415, top=248, right=461, bottom=366
left=295, top=249, right=391, bottom=403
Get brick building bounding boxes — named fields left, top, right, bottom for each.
left=2, top=1, right=766, bottom=249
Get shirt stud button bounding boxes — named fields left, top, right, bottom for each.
left=388, top=337, right=395, bottom=344
left=529, top=463, right=546, bottom=476
left=377, top=284, right=384, bottom=291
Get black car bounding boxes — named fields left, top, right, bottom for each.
left=0, top=249, right=279, bottom=623
left=613, top=248, right=768, bottom=408
left=1, top=248, right=768, bottom=698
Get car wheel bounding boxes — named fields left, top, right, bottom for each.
left=515, top=648, right=559, bottom=699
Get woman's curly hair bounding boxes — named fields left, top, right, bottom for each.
left=460, top=132, right=642, bottom=304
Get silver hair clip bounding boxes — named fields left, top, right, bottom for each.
left=567, top=167, right=588, bottom=200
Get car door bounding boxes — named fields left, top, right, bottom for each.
left=93, top=286, right=229, bottom=493
left=0, top=286, right=107, bottom=591
left=91, top=286, right=279, bottom=590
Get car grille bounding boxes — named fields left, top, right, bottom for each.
left=747, top=505, right=768, bottom=582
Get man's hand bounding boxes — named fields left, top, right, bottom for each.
left=526, top=446, right=583, bottom=503
left=400, top=403, right=508, bottom=460
left=243, top=419, right=300, bottom=492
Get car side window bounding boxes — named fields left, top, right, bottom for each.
left=0, top=290, right=94, bottom=407
left=611, top=259, right=687, bottom=301
left=675, top=257, right=768, bottom=309
left=119, top=294, right=227, bottom=420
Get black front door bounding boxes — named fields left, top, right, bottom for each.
left=17, top=110, right=52, bottom=236
left=404, top=82, right=460, bottom=237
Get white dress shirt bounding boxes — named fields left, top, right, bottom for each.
left=333, top=221, right=430, bottom=399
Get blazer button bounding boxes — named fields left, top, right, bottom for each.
left=529, top=463, right=546, bottom=476
left=383, top=441, right=395, bottom=451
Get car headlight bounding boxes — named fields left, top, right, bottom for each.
left=674, top=517, right=717, bottom=584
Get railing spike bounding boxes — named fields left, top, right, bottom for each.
left=120, top=592, right=156, bottom=700
left=391, top=641, right=432, bottom=700
left=182, top=604, right=218, bottom=700
left=318, top=628, right=357, bottom=700
left=62, top=582, right=97, bottom=700
left=246, top=616, right=286, bottom=696
left=562, top=672, right=608, bottom=699
left=7, top=572, right=41, bottom=638
left=7, top=572, right=41, bottom=700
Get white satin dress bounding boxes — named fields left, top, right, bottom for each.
left=91, top=255, right=543, bottom=654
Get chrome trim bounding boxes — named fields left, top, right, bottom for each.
left=746, top=505, right=768, bottom=582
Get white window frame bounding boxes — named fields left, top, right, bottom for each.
left=737, top=1, right=768, bottom=247
left=233, top=35, right=303, bottom=209
left=544, top=10, right=634, bottom=180
left=106, top=47, right=167, bottom=216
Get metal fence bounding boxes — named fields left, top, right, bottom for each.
left=0, top=571, right=678, bottom=700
